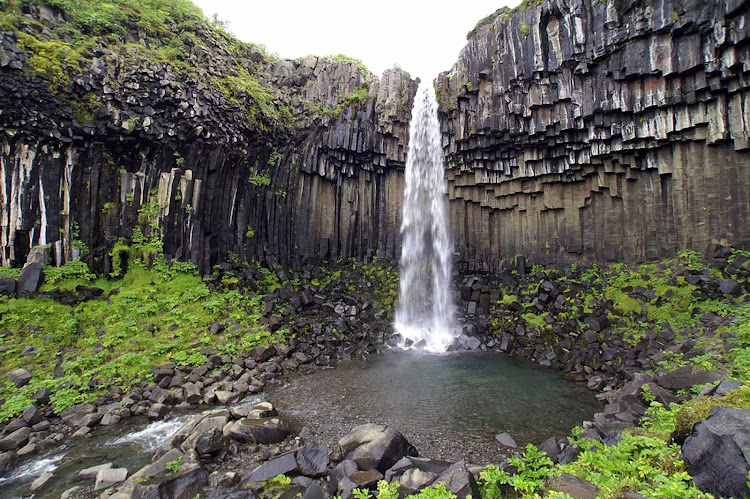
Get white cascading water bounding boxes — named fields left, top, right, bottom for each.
left=395, top=82, right=456, bottom=353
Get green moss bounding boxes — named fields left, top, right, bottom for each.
left=324, top=54, right=370, bottom=74
left=520, top=21, right=531, bottom=37
left=15, top=31, right=85, bottom=92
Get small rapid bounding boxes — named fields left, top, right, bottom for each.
left=395, top=82, right=456, bottom=353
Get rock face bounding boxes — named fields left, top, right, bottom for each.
left=436, top=0, right=750, bottom=270
left=0, top=12, right=416, bottom=273
left=2, top=1, right=750, bottom=273
left=682, top=406, right=750, bottom=498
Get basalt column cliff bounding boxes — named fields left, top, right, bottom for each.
left=437, top=0, right=750, bottom=271
left=0, top=3, right=416, bottom=273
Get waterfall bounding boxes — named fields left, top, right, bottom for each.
left=395, top=82, right=455, bottom=353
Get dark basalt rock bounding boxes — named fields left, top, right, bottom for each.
left=682, top=406, right=750, bottom=498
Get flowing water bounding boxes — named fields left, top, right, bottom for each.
left=270, top=351, right=603, bottom=464
left=0, top=413, right=194, bottom=498
left=395, top=82, right=456, bottom=353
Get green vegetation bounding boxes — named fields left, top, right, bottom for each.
left=248, top=171, right=272, bottom=187
left=306, top=86, right=371, bottom=120
left=480, top=444, right=558, bottom=496
left=0, top=0, right=295, bottom=126
left=353, top=480, right=456, bottom=499
left=520, top=21, right=530, bottom=37
left=324, top=54, right=370, bottom=74
left=166, top=456, right=182, bottom=473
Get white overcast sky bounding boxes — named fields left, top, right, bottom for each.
left=191, top=0, right=518, bottom=81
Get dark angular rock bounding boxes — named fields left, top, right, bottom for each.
left=59, top=403, right=95, bottom=427
left=182, top=382, right=201, bottom=404
left=16, top=262, right=44, bottom=295
left=713, top=379, right=744, bottom=398
left=31, top=387, right=51, bottom=405
left=303, top=481, right=326, bottom=499
left=0, top=277, right=16, bottom=296
left=296, top=443, right=329, bottom=478
left=249, top=345, right=277, bottom=363
left=224, top=418, right=290, bottom=444
left=148, top=403, right=169, bottom=420
left=349, top=469, right=383, bottom=489
left=7, top=368, right=32, bottom=387
left=0, top=426, right=31, bottom=451
left=245, top=453, right=299, bottom=484
left=544, top=473, right=599, bottom=499
left=537, top=437, right=559, bottom=463
left=339, top=423, right=414, bottom=473
left=433, top=460, right=479, bottom=499
left=682, top=406, right=750, bottom=498
left=656, top=366, right=722, bottom=390
left=22, top=404, right=42, bottom=425
left=495, top=432, right=517, bottom=448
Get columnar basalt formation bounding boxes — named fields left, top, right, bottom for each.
left=0, top=6, right=416, bottom=273
left=437, top=0, right=750, bottom=271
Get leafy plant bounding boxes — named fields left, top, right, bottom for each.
left=166, top=456, right=182, bottom=473
left=479, top=444, right=557, bottom=496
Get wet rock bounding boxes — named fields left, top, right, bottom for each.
left=682, top=406, right=750, bottom=498
left=494, top=432, right=517, bottom=448
left=79, top=412, right=103, bottom=427
left=339, top=423, right=414, bottom=473
left=181, top=413, right=228, bottom=457
left=59, top=403, right=95, bottom=427
left=544, top=473, right=599, bottom=499
left=7, top=368, right=32, bottom=387
left=224, top=417, right=290, bottom=444
left=61, top=486, right=85, bottom=498
left=80, top=462, right=113, bottom=478
left=215, top=390, right=240, bottom=405
left=30, top=471, right=53, bottom=492
left=148, top=403, right=169, bottom=420
left=118, top=449, right=207, bottom=498
left=0, top=426, right=31, bottom=451
left=182, top=382, right=201, bottom=404
left=296, top=443, right=329, bottom=477
left=95, top=467, right=128, bottom=491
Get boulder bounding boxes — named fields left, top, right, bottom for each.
left=223, top=417, right=290, bottom=444
left=296, top=443, right=329, bottom=477
left=349, top=469, right=383, bottom=489
left=399, top=468, right=437, bottom=493
left=95, top=468, right=128, bottom=491
left=655, top=367, right=722, bottom=390
left=244, top=452, right=299, bottom=484
left=249, top=345, right=276, bottom=362
left=180, top=414, right=228, bottom=457
left=433, top=461, right=479, bottom=499
left=544, top=473, right=600, bottom=499
left=0, top=277, right=16, bottom=296
left=182, top=382, right=201, bottom=404
left=339, top=423, right=414, bottom=473
left=0, top=426, right=31, bottom=451
left=79, top=462, right=113, bottom=478
left=30, top=471, right=53, bottom=492
left=59, top=403, right=95, bottom=427
left=17, top=262, right=44, bottom=295
left=116, top=449, right=208, bottom=499
left=682, top=406, right=750, bottom=498
left=22, top=404, right=42, bottom=425
left=7, top=368, right=32, bottom=387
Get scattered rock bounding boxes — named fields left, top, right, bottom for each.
left=544, top=473, right=600, bottom=499
left=296, top=443, right=329, bottom=477
left=17, top=262, right=44, bottom=295
left=7, top=368, right=32, bottom=387
left=245, top=452, right=299, bottom=483
left=340, top=423, right=414, bottom=473
left=95, top=467, right=128, bottom=491
left=495, top=432, right=517, bottom=448
left=79, top=462, right=114, bottom=478
left=655, top=367, right=722, bottom=391
left=30, top=471, right=53, bottom=492
left=0, top=426, right=31, bottom=451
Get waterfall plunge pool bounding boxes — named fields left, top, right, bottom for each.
left=269, top=350, right=603, bottom=464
